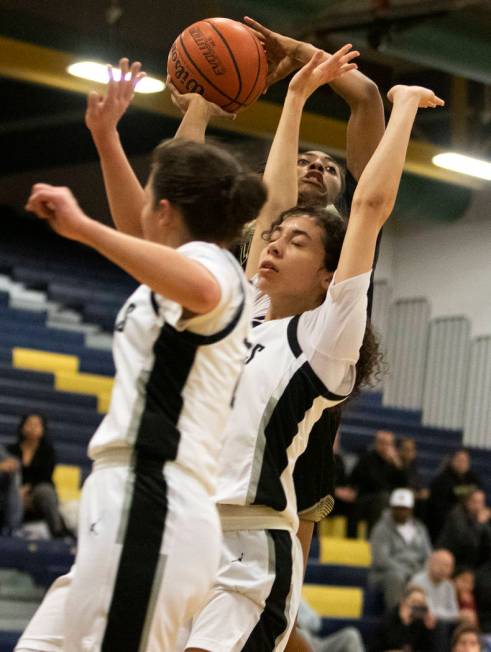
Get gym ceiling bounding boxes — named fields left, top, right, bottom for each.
left=0, top=0, right=490, bottom=222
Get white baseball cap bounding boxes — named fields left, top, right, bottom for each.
left=390, top=488, right=414, bottom=509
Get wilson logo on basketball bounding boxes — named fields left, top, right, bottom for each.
left=189, top=26, right=226, bottom=76
left=169, top=44, right=205, bottom=95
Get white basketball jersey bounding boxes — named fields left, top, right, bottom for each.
left=88, top=242, right=253, bottom=495
left=215, top=270, right=371, bottom=530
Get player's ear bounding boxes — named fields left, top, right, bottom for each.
left=156, top=198, right=174, bottom=228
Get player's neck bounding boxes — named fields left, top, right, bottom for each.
left=266, top=293, right=322, bottom=321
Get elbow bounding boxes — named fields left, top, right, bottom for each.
left=192, top=279, right=222, bottom=315
left=355, top=77, right=383, bottom=106
left=351, top=194, right=393, bottom=222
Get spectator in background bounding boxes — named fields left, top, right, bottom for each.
left=330, top=430, right=358, bottom=538
left=428, top=449, right=481, bottom=542
left=370, top=488, right=432, bottom=610
left=7, top=414, right=69, bottom=539
left=454, top=569, right=479, bottom=626
left=410, top=550, right=461, bottom=623
left=438, top=489, right=491, bottom=572
left=370, top=586, right=438, bottom=652
left=0, top=444, right=23, bottom=534
left=398, top=437, right=429, bottom=522
left=295, top=598, right=365, bottom=652
left=451, top=624, right=483, bottom=652
left=475, top=553, right=491, bottom=634
left=350, top=430, right=408, bottom=534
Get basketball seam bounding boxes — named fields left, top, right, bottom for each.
left=241, top=29, right=264, bottom=106
left=178, top=34, right=246, bottom=107
left=204, top=21, right=243, bottom=102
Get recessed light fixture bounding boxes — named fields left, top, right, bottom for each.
left=67, top=61, right=165, bottom=94
left=432, top=153, right=491, bottom=181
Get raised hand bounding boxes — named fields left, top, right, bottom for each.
left=85, top=58, right=146, bottom=140
left=387, top=85, right=445, bottom=109
left=243, top=16, right=301, bottom=89
left=288, top=46, right=359, bottom=100
left=166, top=78, right=236, bottom=120
left=25, top=184, right=91, bottom=242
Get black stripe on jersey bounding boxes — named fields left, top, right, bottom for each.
left=102, top=456, right=168, bottom=652
left=287, top=316, right=347, bottom=402
left=252, top=362, right=323, bottom=510
left=294, top=408, right=341, bottom=513
left=135, top=281, right=246, bottom=462
left=150, top=290, right=159, bottom=316
left=242, top=530, right=293, bottom=651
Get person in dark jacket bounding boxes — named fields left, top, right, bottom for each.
left=427, top=449, right=481, bottom=542
left=438, top=489, right=491, bottom=572
left=350, top=430, right=408, bottom=534
left=474, top=556, right=491, bottom=634
left=370, top=586, right=440, bottom=652
left=7, top=413, right=68, bottom=538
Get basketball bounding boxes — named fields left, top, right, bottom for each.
left=167, top=17, right=268, bottom=112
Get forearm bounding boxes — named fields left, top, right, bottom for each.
left=173, top=97, right=212, bottom=142
left=244, top=91, right=304, bottom=278
left=78, top=219, right=218, bottom=313
left=262, top=90, right=305, bottom=215
left=92, top=130, right=146, bottom=238
left=351, top=92, right=419, bottom=221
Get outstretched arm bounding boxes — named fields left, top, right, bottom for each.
left=86, top=58, right=147, bottom=238
left=245, top=46, right=359, bottom=278
left=244, top=18, right=385, bottom=180
left=25, top=185, right=221, bottom=315
left=336, top=85, right=444, bottom=283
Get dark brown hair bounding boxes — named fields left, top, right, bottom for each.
left=451, top=624, right=482, bottom=650
left=151, top=139, right=267, bottom=245
left=262, top=206, right=384, bottom=394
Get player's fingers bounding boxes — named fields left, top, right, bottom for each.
left=339, top=50, right=360, bottom=65
left=106, top=66, right=117, bottom=100
left=433, top=95, right=445, bottom=106
left=87, top=90, right=101, bottom=112
left=247, top=27, right=267, bottom=43
left=305, top=50, right=324, bottom=70
left=330, top=43, right=354, bottom=61
left=243, top=16, right=270, bottom=36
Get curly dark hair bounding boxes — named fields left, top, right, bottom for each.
left=262, top=206, right=384, bottom=394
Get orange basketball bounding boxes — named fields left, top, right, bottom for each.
left=167, top=17, right=268, bottom=112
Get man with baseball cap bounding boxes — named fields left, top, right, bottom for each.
left=370, top=488, right=432, bottom=611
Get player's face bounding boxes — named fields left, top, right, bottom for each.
left=297, top=151, right=343, bottom=207
left=257, top=215, right=331, bottom=306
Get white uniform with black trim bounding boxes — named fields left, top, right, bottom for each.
left=16, top=242, right=252, bottom=652
left=180, top=270, right=371, bottom=652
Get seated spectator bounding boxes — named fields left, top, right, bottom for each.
left=428, top=449, right=481, bottom=542
left=454, top=569, right=479, bottom=626
left=410, top=550, right=460, bottom=623
left=398, top=437, right=429, bottom=522
left=0, top=444, right=23, bottom=534
left=475, top=554, right=491, bottom=634
left=290, top=598, right=365, bottom=652
left=451, top=624, right=483, bottom=652
left=330, top=430, right=358, bottom=538
left=370, top=488, right=432, bottom=611
left=350, top=430, right=408, bottom=534
left=369, top=586, right=440, bottom=652
left=438, top=489, right=491, bottom=572
left=7, top=413, right=70, bottom=539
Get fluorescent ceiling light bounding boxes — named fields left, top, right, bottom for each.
left=432, top=153, right=491, bottom=181
left=67, top=61, right=165, bottom=94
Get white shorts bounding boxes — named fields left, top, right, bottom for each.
left=178, top=528, right=303, bottom=652
left=16, top=456, right=221, bottom=652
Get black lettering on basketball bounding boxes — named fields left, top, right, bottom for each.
left=189, top=26, right=226, bottom=76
